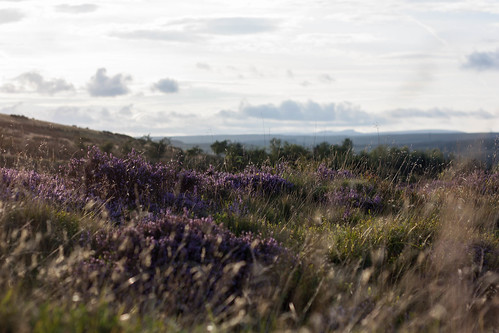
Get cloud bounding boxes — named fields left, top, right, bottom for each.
left=48, top=105, right=134, bottom=127
left=166, top=17, right=277, bottom=35
left=119, top=104, right=133, bottom=116
left=0, top=72, right=74, bottom=95
left=388, top=107, right=495, bottom=119
left=196, top=62, right=211, bottom=70
left=52, top=106, right=94, bottom=124
left=295, top=33, right=380, bottom=46
left=110, top=30, right=201, bottom=43
left=0, top=102, right=22, bottom=114
left=55, top=4, right=98, bottom=14
left=221, top=100, right=376, bottom=125
left=168, top=111, right=196, bottom=118
left=318, top=74, right=334, bottom=83
left=110, top=17, right=277, bottom=44
left=199, top=17, right=277, bottom=35
left=380, top=52, right=450, bottom=60
left=152, top=78, right=179, bottom=93
left=0, top=9, right=25, bottom=24
left=87, top=68, right=132, bottom=97
left=462, top=49, right=499, bottom=71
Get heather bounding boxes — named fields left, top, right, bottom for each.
left=0, top=143, right=498, bottom=332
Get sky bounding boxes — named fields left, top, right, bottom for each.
left=0, top=0, right=499, bottom=136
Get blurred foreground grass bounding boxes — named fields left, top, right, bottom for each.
left=0, top=141, right=498, bottom=332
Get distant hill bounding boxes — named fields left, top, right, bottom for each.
left=167, top=131, right=498, bottom=165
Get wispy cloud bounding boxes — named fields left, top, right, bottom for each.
left=295, top=33, right=380, bottom=46
left=110, top=30, right=202, bottom=43
left=119, top=104, right=134, bottom=116
left=55, top=4, right=98, bottom=14
left=111, top=17, right=278, bottom=43
left=318, top=74, right=334, bottom=83
left=199, top=17, right=277, bottom=35
left=0, top=102, right=22, bottom=114
left=0, top=72, right=74, bottom=95
left=196, top=62, right=211, bottom=70
left=0, top=9, right=24, bottom=24
left=52, top=106, right=94, bottom=124
left=388, top=107, right=495, bottom=119
left=462, top=49, right=499, bottom=71
left=167, top=17, right=278, bottom=35
left=87, top=68, right=132, bottom=97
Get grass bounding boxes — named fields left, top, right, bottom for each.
left=0, top=143, right=498, bottom=332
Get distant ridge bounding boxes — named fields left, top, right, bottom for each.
left=165, top=131, right=498, bottom=166
left=166, top=129, right=478, bottom=147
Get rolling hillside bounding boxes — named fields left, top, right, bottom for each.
left=0, top=113, right=180, bottom=169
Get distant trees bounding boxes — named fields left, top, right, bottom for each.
left=137, top=135, right=172, bottom=161
left=147, top=137, right=171, bottom=161
left=207, top=137, right=450, bottom=181
left=312, top=138, right=353, bottom=164
left=186, top=146, right=203, bottom=157
left=357, top=145, right=448, bottom=180
left=210, top=137, right=355, bottom=167
left=211, top=140, right=268, bottom=171
left=210, top=140, right=229, bottom=156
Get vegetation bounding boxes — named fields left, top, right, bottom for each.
left=0, top=118, right=498, bottom=331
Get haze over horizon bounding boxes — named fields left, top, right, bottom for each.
left=0, top=0, right=498, bottom=136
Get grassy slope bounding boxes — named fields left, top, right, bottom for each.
left=0, top=113, right=133, bottom=163
left=0, top=113, right=183, bottom=170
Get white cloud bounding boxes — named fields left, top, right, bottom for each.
left=318, top=74, right=334, bottom=83
left=52, top=106, right=94, bottom=124
left=295, top=33, right=381, bottom=46
left=389, top=107, right=495, bottom=119
left=199, top=17, right=277, bottom=35
left=196, top=62, right=211, bottom=70
left=110, top=30, right=202, bottom=43
left=119, top=104, right=134, bottom=116
left=167, top=17, right=278, bottom=35
left=110, top=17, right=278, bottom=44
left=0, top=9, right=24, bottom=24
left=0, top=102, right=22, bottom=114
left=55, top=4, right=98, bottom=14
left=0, top=72, right=74, bottom=95
left=87, top=68, right=132, bottom=97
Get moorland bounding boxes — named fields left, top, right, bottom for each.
left=0, top=113, right=498, bottom=332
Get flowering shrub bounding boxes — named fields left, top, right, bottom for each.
left=0, top=168, right=86, bottom=209
left=72, top=211, right=284, bottom=314
left=179, top=167, right=294, bottom=198
left=61, top=148, right=294, bottom=221
left=0, top=142, right=498, bottom=331
left=328, top=185, right=383, bottom=213
left=315, top=164, right=354, bottom=181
